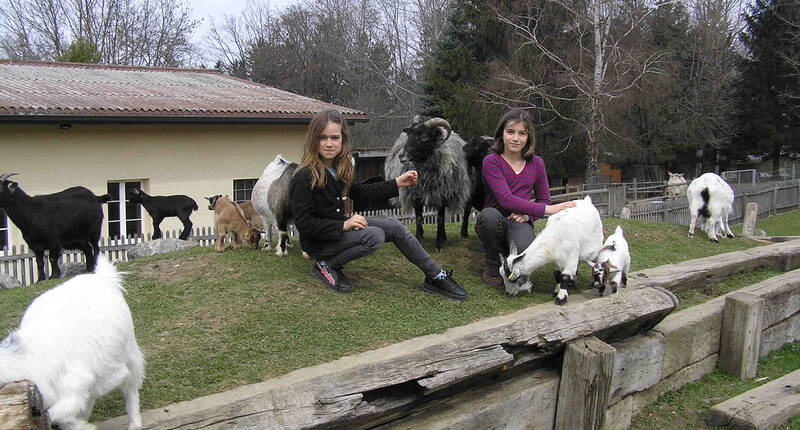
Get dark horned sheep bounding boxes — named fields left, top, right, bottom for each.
left=384, top=116, right=471, bottom=251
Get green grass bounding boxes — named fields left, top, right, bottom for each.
left=0, top=217, right=773, bottom=421
left=749, top=209, right=800, bottom=236
left=675, top=269, right=784, bottom=311
left=631, top=342, right=800, bottom=430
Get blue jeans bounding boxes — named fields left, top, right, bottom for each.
left=307, top=217, right=442, bottom=278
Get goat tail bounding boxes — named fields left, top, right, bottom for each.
left=97, top=193, right=113, bottom=204
left=699, top=188, right=711, bottom=218
left=92, top=255, right=126, bottom=293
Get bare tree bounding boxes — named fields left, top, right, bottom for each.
left=489, top=0, right=665, bottom=182
left=0, top=0, right=199, bottom=66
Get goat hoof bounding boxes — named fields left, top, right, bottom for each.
left=727, top=234, right=735, bottom=238
left=612, top=286, right=618, bottom=294
left=712, top=238, right=719, bottom=243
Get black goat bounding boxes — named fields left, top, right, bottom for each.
left=460, top=135, right=494, bottom=238
left=128, top=188, right=198, bottom=240
left=0, top=173, right=110, bottom=282
left=384, top=116, right=471, bottom=252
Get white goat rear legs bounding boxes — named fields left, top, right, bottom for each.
left=705, top=217, right=719, bottom=242
left=723, top=212, right=735, bottom=238
left=688, top=213, right=698, bottom=237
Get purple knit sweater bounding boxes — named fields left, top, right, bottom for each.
left=482, top=152, right=551, bottom=219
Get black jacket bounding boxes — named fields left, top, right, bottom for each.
left=289, top=167, right=399, bottom=254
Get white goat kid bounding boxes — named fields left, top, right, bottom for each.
left=504, top=195, right=604, bottom=305
left=0, top=256, right=144, bottom=430
left=687, top=172, right=735, bottom=242
left=587, top=225, right=631, bottom=296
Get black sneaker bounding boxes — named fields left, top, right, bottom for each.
left=330, top=266, right=352, bottom=292
left=311, top=261, right=351, bottom=293
left=422, top=270, right=467, bottom=301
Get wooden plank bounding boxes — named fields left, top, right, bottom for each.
left=98, top=286, right=677, bottom=430
left=555, top=336, right=616, bottom=430
left=743, top=202, right=758, bottom=236
left=0, top=381, right=50, bottom=430
left=719, top=292, right=764, bottom=380
left=707, top=369, right=800, bottom=430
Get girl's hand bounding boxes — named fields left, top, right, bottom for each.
left=344, top=214, right=368, bottom=231
left=396, top=170, right=419, bottom=187
left=544, top=201, right=577, bottom=215
left=508, top=213, right=530, bottom=223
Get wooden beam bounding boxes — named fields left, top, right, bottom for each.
left=0, top=381, right=49, bottom=430
left=719, top=292, right=764, bottom=380
left=555, top=336, right=616, bottom=430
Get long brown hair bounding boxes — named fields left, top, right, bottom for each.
left=493, top=109, right=537, bottom=161
left=297, top=109, right=354, bottom=193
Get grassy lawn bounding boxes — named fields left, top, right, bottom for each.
left=749, top=209, right=800, bottom=236
left=631, top=341, right=800, bottom=430
left=0, top=217, right=773, bottom=420
left=675, top=269, right=784, bottom=311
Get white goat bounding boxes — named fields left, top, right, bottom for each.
left=503, top=195, right=604, bottom=305
left=587, top=225, right=631, bottom=296
left=666, top=172, right=688, bottom=198
left=687, top=173, right=735, bottom=242
left=0, top=256, right=144, bottom=430
left=252, top=154, right=295, bottom=254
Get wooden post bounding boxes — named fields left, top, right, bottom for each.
left=555, top=336, right=616, bottom=430
left=620, top=207, right=631, bottom=219
left=0, top=381, right=50, bottom=430
left=742, top=202, right=759, bottom=237
left=771, top=184, right=778, bottom=215
left=632, top=178, right=637, bottom=201
left=719, top=292, right=764, bottom=380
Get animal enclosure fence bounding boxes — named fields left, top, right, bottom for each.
left=3, top=180, right=799, bottom=287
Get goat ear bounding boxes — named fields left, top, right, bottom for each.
left=584, top=259, right=596, bottom=267
left=509, top=240, right=518, bottom=256
left=7, top=182, right=17, bottom=193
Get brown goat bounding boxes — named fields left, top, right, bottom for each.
left=205, top=195, right=260, bottom=252
left=237, top=201, right=266, bottom=232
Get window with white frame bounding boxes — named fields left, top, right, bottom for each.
left=0, top=209, right=7, bottom=249
left=233, top=178, right=258, bottom=202
left=107, top=181, right=143, bottom=238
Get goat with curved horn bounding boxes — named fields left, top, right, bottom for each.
left=0, top=173, right=19, bottom=182
left=424, top=117, right=452, bottom=143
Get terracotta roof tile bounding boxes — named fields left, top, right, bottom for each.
left=0, top=60, right=367, bottom=122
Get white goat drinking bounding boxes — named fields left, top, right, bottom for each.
left=0, top=256, right=144, bottom=430
left=587, top=225, right=631, bottom=296
left=503, top=195, right=604, bottom=305
left=687, top=172, right=735, bottom=242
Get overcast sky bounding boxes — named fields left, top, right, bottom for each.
left=190, top=0, right=296, bottom=43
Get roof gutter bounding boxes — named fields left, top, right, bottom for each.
left=0, top=114, right=370, bottom=126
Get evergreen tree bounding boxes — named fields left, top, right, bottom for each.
left=56, top=38, right=101, bottom=64
left=736, top=0, right=800, bottom=175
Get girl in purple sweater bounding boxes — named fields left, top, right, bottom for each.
left=476, top=109, right=576, bottom=287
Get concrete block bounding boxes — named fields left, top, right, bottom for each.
left=603, top=395, right=632, bottom=430
left=609, top=332, right=666, bottom=405
left=761, top=311, right=800, bottom=358
left=631, top=354, right=718, bottom=417
left=653, top=298, right=724, bottom=377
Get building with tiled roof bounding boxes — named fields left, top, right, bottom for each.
left=0, top=60, right=368, bottom=248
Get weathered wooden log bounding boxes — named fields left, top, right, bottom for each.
left=719, top=292, right=764, bottom=380
left=628, top=240, right=800, bottom=292
left=707, top=369, right=800, bottom=430
left=555, top=336, right=615, bottom=430
left=0, top=381, right=50, bottom=430
left=98, top=286, right=677, bottom=430
left=742, top=202, right=758, bottom=237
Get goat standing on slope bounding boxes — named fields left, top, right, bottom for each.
left=0, top=256, right=144, bottom=430
left=587, top=225, right=631, bottom=296
left=687, top=172, right=735, bottom=242
left=503, top=195, right=603, bottom=305
left=251, top=155, right=300, bottom=256
left=128, top=188, right=198, bottom=240
left=0, top=173, right=110, bottom=282
left=384, top=116, right=471, bottom=252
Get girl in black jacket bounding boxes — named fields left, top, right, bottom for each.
left=289, top=109, right=467, bottom=301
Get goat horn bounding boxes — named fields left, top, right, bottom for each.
left=0, top=173, right=18, bottom=182
left=424, top=118, right=452, bottom=142
left=413, top=115, right=423, bottom=124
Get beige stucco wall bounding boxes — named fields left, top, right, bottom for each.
left=1, top=122, right=308, bottom=247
